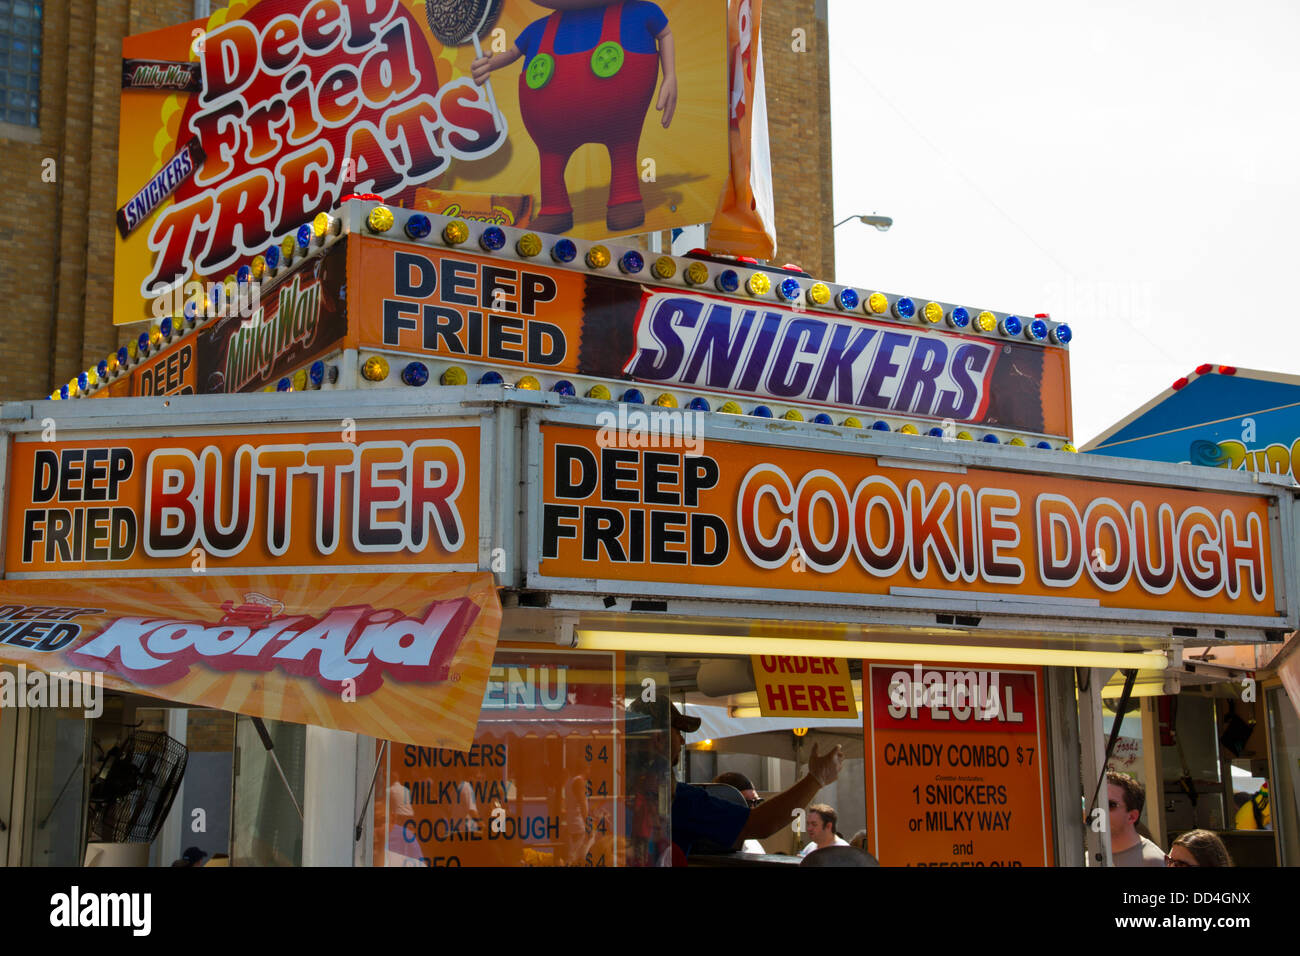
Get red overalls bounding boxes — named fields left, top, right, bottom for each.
left=518, top=2, right=661, bottom=232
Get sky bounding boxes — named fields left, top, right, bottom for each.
left=827, top=0, right=1300, bottom=444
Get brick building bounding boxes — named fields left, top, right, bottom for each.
left=0, top=0, right=834, bottom=402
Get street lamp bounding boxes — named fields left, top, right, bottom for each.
left=834, top=213, right=893, bottom=232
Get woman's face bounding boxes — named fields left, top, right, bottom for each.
left=1167, top=843, right=1199, bottom=867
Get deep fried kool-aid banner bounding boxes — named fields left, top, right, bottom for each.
left=863, top=664, right=1053, bottom=867
left=5, top=425, right=480, bottom=575
left=357, top=238, right=1072, bottom=436
left=114, top=0, right=729, bottom=325
left=0, top=572, right=502, bottom=749
left=536, top=424, right=1278, bottom=620
left=374, top=649, right=626, bottom=866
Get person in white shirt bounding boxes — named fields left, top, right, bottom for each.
left=799, top=803, right=849, bottom=856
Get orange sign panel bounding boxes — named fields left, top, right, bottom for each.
left=751, top=655, right=857, bottom=718
left=537, top=424, right=1278, bottom=620
left=130, top=338, right=196, bottom=396
left=374, top=649, right=622, bottom=867
left=0, top=572, right=501, bottom=750
left=864, top=664, right=1053, bottom=866
left=5, top=425, right=480, bottom=575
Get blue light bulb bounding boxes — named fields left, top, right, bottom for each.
left=480, top=226, right=507, bottom=251
left=836, top=288, right=859, bottom=311
left=405, top=214, right=432, bottom=240
left=619, top=250, right=644, bottom=274
left=621, top=388, right=645, bottom=404
left=552, top=239, right=577, bottom=263
left=402, top=362, right=430, bottom=387
left=751, top=405, right=773, bottom=418
left=479, top=371, right=505, bottom=385
left=552, top=379, right=576, bottom=396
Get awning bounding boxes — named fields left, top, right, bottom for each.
left=0, top=571, right=501, bottom=750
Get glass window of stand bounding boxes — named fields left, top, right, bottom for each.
left=372, top=648, right=670, bottom=867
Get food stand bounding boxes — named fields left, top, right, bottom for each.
left=1, top=201, right=1296, bottom=866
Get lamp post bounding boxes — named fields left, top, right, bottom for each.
left=834, top=214, right=893, bottom=232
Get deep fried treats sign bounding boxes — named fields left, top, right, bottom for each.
left=114, top=0, right=728, bottom=325
left=0, top=572, right=502, bottom=750
left=5, top=426, right=480, bottom=574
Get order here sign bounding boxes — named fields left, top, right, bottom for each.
left=751, top=655, right=857, bottom=718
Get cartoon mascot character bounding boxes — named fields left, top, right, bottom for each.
left=472, top=1, right=677, bottom=234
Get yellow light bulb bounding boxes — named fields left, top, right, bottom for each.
left=367, top=206, right=395, bottom=233
left=807, top=283, right=831, bottom=306
left=922, top=301, right=943, bottom=323
left=517, top=375, right=542, bottom=390
left=719, top=401, right=743, bottom=414
left=312, top=212, right=333, bottom=238
left=280, top=236, right=297, bottom=261
left=685, top=262, right=709, bottom=286
left=362, top=356, right=390, bottom=382
left=1063, top=443, right=1078, bottom=453
left=654, top=393, right=678, bottom=408
left=149, top=324, right=163, bottom=347
left=746, top=272, right=771, bottom=296
left=251, top=255, right=267, bottom=279
left=900, top=423, right=919, bottom=435
left=86, top=368, right=99, bottom=387
left=443, top=220, right=469, bottom=245
left=867, top=292, right=888, bottom=314
left=783, top=409, right=803, bottom=421
left=957, top=431, right=973, bottom=441
left=292, top=369, right=308, bottom=391
left=843, top=417, right=863, bottom=428
left=127, top=340, right=139, bottom=361
left=1009, top=437, right=1027, bottom=447
left=586, top=245, right=611, bottom=269
left=441, top=366, right=468, bottom=386
left=516, top=233, right=542, bottom=257
left=587, top=384, right=612, bottom=400
left=975, top=311, right=997, bottom=332
left=67, top=378, right=80, bottom=398
left=105, top=353, right=119, bottom=374
left=652, top=256, right=676, bottom=279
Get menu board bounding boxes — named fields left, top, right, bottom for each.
left=374, top=649, right=621, bottom=867
left=863, top=664, right=1053, bottom=867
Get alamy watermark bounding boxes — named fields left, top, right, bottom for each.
left=0, top=665, right=103, bottom=718
left=594, top=406, right=705, bottom=455
left=887, top=665, right=1002, bottom=719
